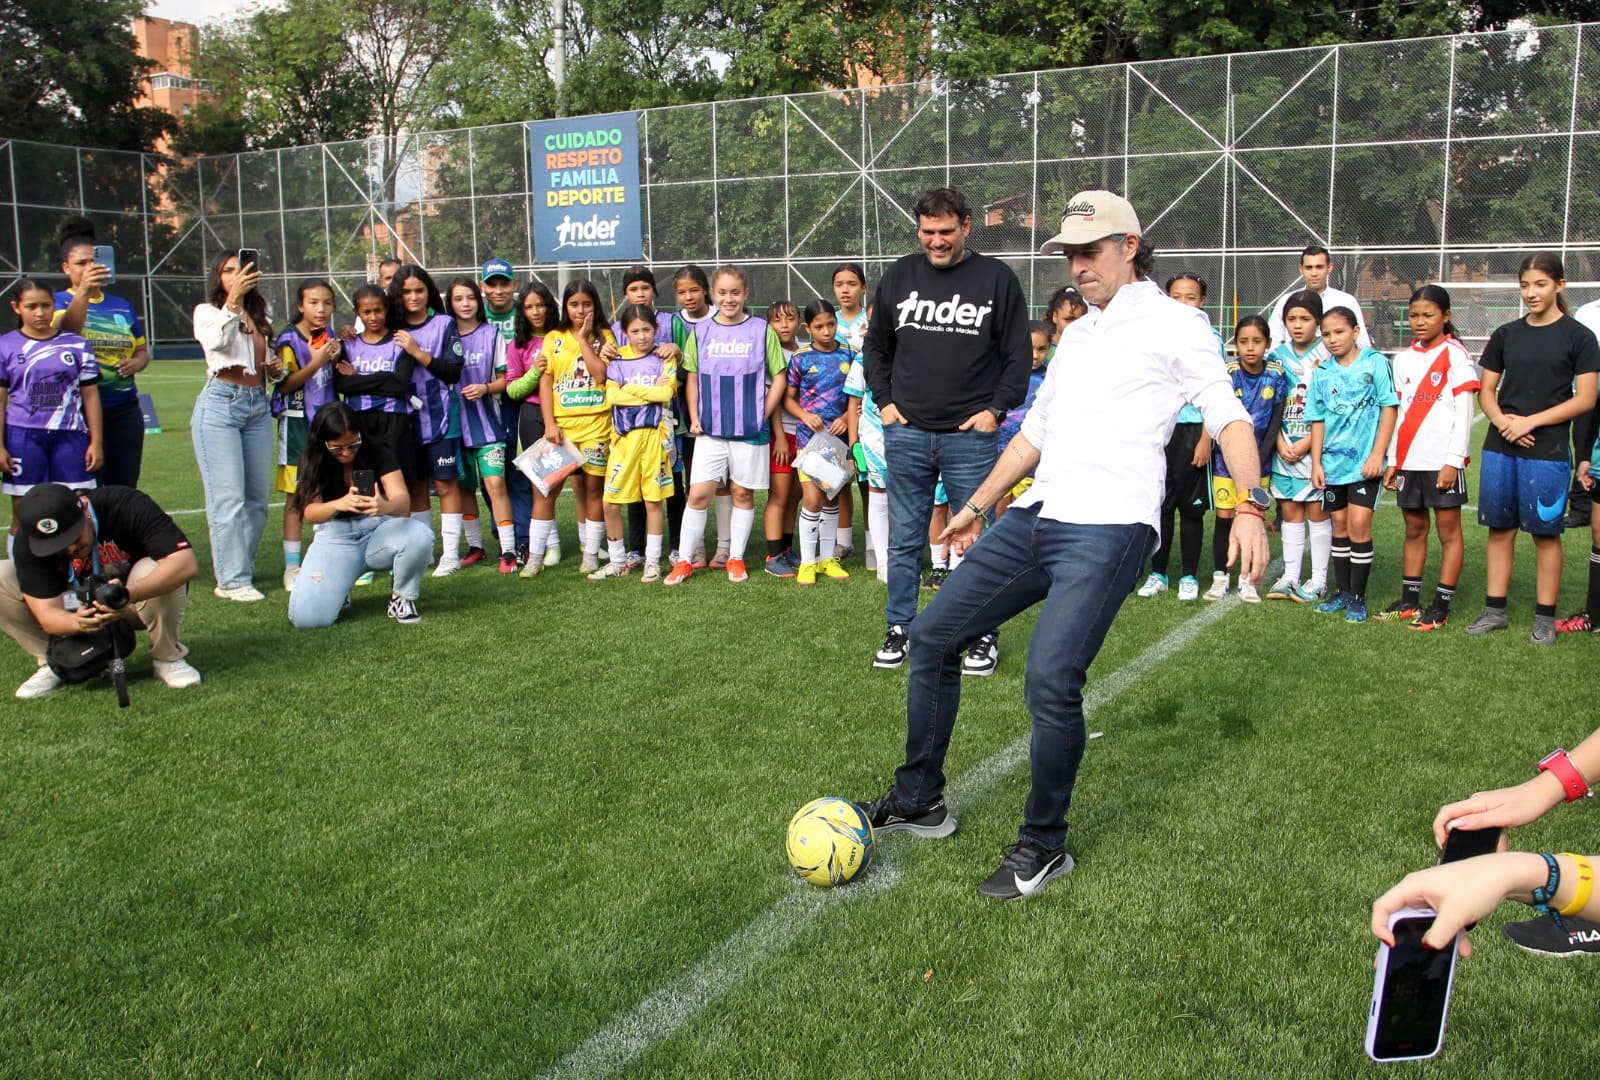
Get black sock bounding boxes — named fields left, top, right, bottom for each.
left=1152, top=509, right=1175, bottom=577
left=1332, top=535, right=1352, bottom=594
left=1435, top=582, right=1456, bottom=615
left=767, top=537, right=785, bottom=558
left=1486, top=595, right=1508, bottom=610
left=1212, top=517, right=1234, bottom=574
left=783, top=532, right=794, bottom=554
left=1536, top=602, right=1557, bottom=618
left=1401, top=576, right=1422, bottom=606
left=1350, top=539, right=1373, bottom=598
left=1180, top=514, right=1204, bottom=579
left=1587, top=546, right=1600, bottom=616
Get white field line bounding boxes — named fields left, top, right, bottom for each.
left=540, top=588, right=1251, bottom=1079
left=161, top=488, right=572, bottom=518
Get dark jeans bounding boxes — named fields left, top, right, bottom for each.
left=96, top=398, right=146, bottom=488
left=883, top=423, right=996, bottom=627
left=893, top=505, right=1152, bottom=849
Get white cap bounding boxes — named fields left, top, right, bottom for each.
left=1040, top=191, right=1141, bottom=255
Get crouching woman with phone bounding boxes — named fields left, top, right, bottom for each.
left=287, top=403, right=434, bottom=628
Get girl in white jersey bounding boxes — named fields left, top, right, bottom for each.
left=1378, top=285, right=1479, bottom=630
left=1264, top=289, right=1334, bottom=602
left=831, top=263, right=869, bottom=559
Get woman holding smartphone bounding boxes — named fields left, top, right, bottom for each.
left=54, top=217, right=150, bottom=487
left=192, top=248, right=280, bottom=601
left=287, top=403, right=434, bottom=627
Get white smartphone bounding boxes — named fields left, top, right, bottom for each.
left=1366, top=906, right=1460, bottom=1062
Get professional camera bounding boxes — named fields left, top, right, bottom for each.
left=75, top=575, right=130, bottom=612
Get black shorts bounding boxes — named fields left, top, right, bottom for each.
left=1163, top=422, right=1210, bottom=517
left=518, top=402, right=546, bottom=452
left=421, top=436, right=464, bottom=483
left=1394, top=468, right=1468, bottom=510
left=355, top=409, right=419, bottom=484
left=1322, top=479, right=1381, bottom=511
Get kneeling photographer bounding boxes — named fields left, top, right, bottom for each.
left=1, top=484, right=201, bottom=700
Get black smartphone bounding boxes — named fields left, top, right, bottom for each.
left=1439, top=826, right=1503, bottom=864
left=237, top=247, right=260, bottom=272
left=1366, top=908, right=1459, bottom=1062
left=91, top=245, right=116, bottom=285
left=352, top=469, right=376, bottom=497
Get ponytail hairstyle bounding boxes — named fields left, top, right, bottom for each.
left=386, top=264, right=444, bottom=329
left=293, top=278, right=335, bottom=324
left=57, top=216, right=97, bottom=266
left=1322, top=306, right=1360, bottom=331
left=711, top=264, right=751, bottom=297
left=1409, top=284, right=1460, bottom=340
left=802, top=297, right=837, bottom=326
left=1518, top=252, right=1570, bottom=314
left=673, top=264, right=711, bottom=293
left=1164, top=271, right=1209, bottom=300
left=1281, top=289, right=1324, bottom=323
left=831, top=262, right=867, bottom=290
left=11, top=277, right=55, bottom=328
left=351, top=282, right=387, bottom=316
left=1046, top=284, right=1088, bottom=321
left=514, top=280, right=558, bottom=347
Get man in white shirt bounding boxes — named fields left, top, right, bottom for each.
left=1268, top=245, right=1371, bottom=349
left=856, top=191, right=1271, bottom=900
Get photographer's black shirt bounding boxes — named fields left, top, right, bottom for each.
left=15, top=487, right=191, bottom=600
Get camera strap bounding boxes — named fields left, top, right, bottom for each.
left=65, top=503, right=103, bottom=594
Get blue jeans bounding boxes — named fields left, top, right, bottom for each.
left=883, top=423, right=996, bottom=627
left=893, top=505, right=1152, bottom=849
left=287, top=516, right=435, bottom=628
left=190, top=379, right=273, bottom=589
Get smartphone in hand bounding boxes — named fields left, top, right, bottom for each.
left=352, top=469, right=376, bottom=497
left=1439, top=826, right=1503, bottom=864
left=237, top=247, right=260, bottom=272
left=1366, top=907, right=1459, bottom=1062
left=91, top=245, right=116, bottom=285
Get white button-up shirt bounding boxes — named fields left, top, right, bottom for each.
left=1012, top=279, right=1250, bottom=533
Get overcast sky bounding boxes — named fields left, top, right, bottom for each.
left=147, top=0, right=255, bottom=29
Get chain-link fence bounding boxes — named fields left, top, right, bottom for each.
left=4, top=22, right=1600, bottom=351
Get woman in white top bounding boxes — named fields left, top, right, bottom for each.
left=191, top=250, right=282, bottom=601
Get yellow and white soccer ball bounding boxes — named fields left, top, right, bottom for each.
left=785, top=797, right=875, bottom=887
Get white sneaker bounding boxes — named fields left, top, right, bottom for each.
left=1136, top=572, right=1168, bottom=598
left=865, top=547, right=878, bottom=572
left=15, top=664, right=62, bottom=700
left=640, top=561, right=662, bottom=583
left=431, top=558, right=460, bottom=578
left=544, top=544, right=562, bottom=568
left=152, top=657, right=202, bottom=688
left=1203, top=571, right=1230, bottom=601
left=579, top=553, right=601, bottom=574
left=587, top=560, right=630, bottom=580
left=213, top=585, right=265, bottom=602
left=519, top=557, right=543, bottom=578
left=1238, top=580, right=1261, bottom=604
left=283, top=565, right=300, bottom=592
left=1176, top=575, right=1201, bottom=602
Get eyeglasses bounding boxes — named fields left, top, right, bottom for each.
left=326, top=439, right=362, bottom=454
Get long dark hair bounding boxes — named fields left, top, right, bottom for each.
left=553, top=278, right=609, bottom=336
left=1518, top=252, right=1570, bottom=315
left=11, top=277, right=54, bottom=330
left=297, top=401, right=368, bottom=507
left=1409, top=284, right=1460, bottom=340
left=293, top=278, right=335, bottom=328
left=514, top=281, right=558, bottom=347
left=207, top=248, right=270, bottom=338
left=386, top=264, right=444, bottom=329
left=831, top=262, right=867, bottom=291
left=1281, top=289, right=1324, bottom=323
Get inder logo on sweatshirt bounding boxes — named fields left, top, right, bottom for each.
left=894, top=291, right=994, bottom=336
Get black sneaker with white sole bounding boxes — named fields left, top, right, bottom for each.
left=1501, top=914, right=1600, bottom=957
left=873, top=624, right=909, bottom=669
left=387, top=594, right=421, bottom=624
left=978, top=840, right=1073, bottom=899
left=961, top=632, right=999, bottom=677
left=856, top=790, right=958, bottom=838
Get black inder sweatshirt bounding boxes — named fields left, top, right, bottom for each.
left=862, top=249, right=1033, bottom=432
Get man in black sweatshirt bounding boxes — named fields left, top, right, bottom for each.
left=863, top=187, right=1032, bottom=671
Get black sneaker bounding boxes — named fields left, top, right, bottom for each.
left=514, top=543, right=529, bottom=568
left=857, top=790, right=957, bottom=838
left=961, top=632, right=999, bottom=677
left=873, top=624, right=909, bottom=669
left=978, top=840, right=1074, bottom=899
left=1373, top=597, right=1419, bottom=622
left=922, top=566, right=949, bottom=591
left=387, top=595, right=421, bottom=625
left=1502, top=914, right=1600, bottom=957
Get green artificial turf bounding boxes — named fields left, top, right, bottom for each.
left=1, top=361, right=1596, bottom=1076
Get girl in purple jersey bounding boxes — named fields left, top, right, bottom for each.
left=271, top=279, right=341, bottom=592
left=447, top=278, right=517, bottom=572
left=2, top=279, right=102, bottom=550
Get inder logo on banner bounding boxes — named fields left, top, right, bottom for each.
left=528, top=112, right=643, bottom=262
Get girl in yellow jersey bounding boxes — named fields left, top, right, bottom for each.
left=529, top=279, right=615, bottom=573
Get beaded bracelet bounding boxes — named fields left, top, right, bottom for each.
left=1529, top=852, right=1567, bottom=931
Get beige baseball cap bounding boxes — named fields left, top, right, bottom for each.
left=1040, top=191, right=1141, bottom=255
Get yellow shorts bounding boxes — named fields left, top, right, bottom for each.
left=1212, top=475, right=1269, bottom=512
left=274, top=463, right=298, bottom=495
left=605, top=425, right=676, bottom=503
left=557, top=414, right=613, bottom=476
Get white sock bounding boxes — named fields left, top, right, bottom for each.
left=730, top=506, right=754, bottom=561
left=799, top=509, right=821, bottom=565
left=931, top=542, right=948, bottom=569
left=440, top=513, right=463, bottom=562
left=608, top=537, right=626, bottom=565
left=1308, top=517, right=1333, bottom=587
left=949, top=548, right=965, bottom=570
left=819, top=505, right=839, bottom=561
left=868, top=489, right=889, bottom=569
left=497, top=522, right=515, bottom=554
left=463, top=515, right=483, bottom=550
left=646, top=532, right=663, bottom=564
left=680, top=506, right=709, bottom=561
left=583, top=519, right=603, bottom=557
left=529, top=518, right=554, bottom=561
left=1280, top=520, right=1306, bottom=582
left=283, top=540, right=301, bottom=565
left=5, top=533, right=13, bottom=559
left=714, top=494, right=732, bottom=552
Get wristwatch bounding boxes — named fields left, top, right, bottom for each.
left=1242, top=486, right=1272, bottom=512
left=987, top=406, right=1007, bottom=425
left=1538, top=749, right=1593, bottom=802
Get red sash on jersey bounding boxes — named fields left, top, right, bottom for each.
left=1395, top=346, right=1454, bottom=469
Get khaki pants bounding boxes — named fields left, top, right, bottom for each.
left=0, top=558, right=187, bottom=665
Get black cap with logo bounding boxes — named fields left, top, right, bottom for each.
left=16, top=484, right=86, bottom=557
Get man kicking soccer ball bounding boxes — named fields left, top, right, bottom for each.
left=857, top=191, right=1271, bottom=898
